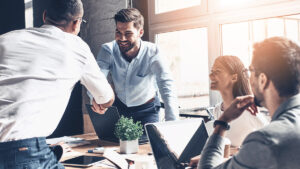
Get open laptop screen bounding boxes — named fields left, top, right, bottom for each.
left=86, top=105, right=149, bottom=144
left=86, top=105, right=120, bottom=142
left=145, top=119, right=208, bottom=169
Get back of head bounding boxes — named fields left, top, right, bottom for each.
left=45, top=0, right=83, bottom=26
left=114, top=8, right=144, bottom=29
left=253, top=37, right=300, bottom=97
left=215, top=55, right=251, bottom=97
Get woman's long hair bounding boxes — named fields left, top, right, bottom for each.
left=215, top=55, right=251, bottom=97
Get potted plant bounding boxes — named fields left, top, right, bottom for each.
left=114, top=116, right=143, bottom=154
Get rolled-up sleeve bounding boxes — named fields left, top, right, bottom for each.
left=198, top=132, right=277, bottom=169
left=81, top=51, right=114, bottom=104
left=151, top=48, right=179, bottom=121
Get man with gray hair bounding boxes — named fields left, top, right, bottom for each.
left=0, top=0, right=114, bottom=168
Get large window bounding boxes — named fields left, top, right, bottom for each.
left=149, top=0, right=300, bottom=107
left=155, top=0, right=201, bottom=14
left=24, top=0, right=33, bottom=28
left=156, top=28, right=209, bottom=109
left=222, top=15, right=300, bottom=67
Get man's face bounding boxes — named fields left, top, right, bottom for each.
left=115, top=21, right=143, bottom=54
left=249, top=64, right=264, bottom=107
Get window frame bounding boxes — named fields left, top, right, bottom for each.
left=148, top=0, right=300, bottom=106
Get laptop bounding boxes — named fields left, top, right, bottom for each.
left=86, top=105, right=120, bottom=142
left=145, top=118, right=208, bottom=169
left=86, top=105, right=149, bottom=144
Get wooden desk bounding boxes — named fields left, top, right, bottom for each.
left=61, top=133, right=152, bottom=169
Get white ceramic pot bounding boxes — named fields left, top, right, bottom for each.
left=120, top=139, right=138, bottom=154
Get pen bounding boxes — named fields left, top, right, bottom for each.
left=88, top=147, right=105, bottom=154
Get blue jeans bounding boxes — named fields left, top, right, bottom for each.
left=0, top=137, right=64, bottom=169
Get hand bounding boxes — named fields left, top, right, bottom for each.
left=246, top=103, right=258, bottom=116
left=50, top=141, right=71, bottom=156
left=56, top=141, right=72, bottom=154
left=92, top=99, right=107, bottom=114
left=189, top=155, right=201, bottom=168
left=219, top=95, right=256, bottom=123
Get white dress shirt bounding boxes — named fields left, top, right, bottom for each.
left=96, top=40, right=179, bottom=121
left=0, top=25, right=113, bottom=141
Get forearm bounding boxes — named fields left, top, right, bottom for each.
left=100, top=96, right=115, bottom=108
left=198, top=134, right=226, bottom=169
left=198, top=121, right=228, bottom=169
left=163, top=98, right=179, bottom=121
left=157, top=78, right=179, bottom=120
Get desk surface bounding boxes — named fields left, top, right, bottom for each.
left=61, top=133, right=153, bottom=169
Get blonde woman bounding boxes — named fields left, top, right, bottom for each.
left=208, top=55, right=268, bottom=147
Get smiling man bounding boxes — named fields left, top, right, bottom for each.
left=198, top=37, right=300, bottom=169
left=94, top=8, right=179, bottom=137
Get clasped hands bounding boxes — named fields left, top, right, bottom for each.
left=91, top=98, right=110, bottom=114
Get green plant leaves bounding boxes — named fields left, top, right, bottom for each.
left=114, top=116, right=144, bottom=141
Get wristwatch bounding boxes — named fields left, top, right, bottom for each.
left=213, top=120, right=230, bottom=130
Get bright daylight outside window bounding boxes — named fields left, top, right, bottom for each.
left=155, top=0, right=201, bottom=14
left=24, top=0, right=33, bottom=28
left=156, top=28, right=209, bottom=111
left=222, top=14, right=300, bottom=67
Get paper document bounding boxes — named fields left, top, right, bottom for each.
left=103, top=149, right=129, bottom=169
left=46, top=136, right=90, bottom=147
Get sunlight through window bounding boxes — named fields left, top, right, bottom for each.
left=222, top=15, right=300, bottom=67
left=155, top=0, right=201, bottom=14
left=156, top=28, right=209, bottom=109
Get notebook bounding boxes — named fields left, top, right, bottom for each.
left=86, top=105, right=149, bottom=144
left=145, top=118, right=208, bottom=169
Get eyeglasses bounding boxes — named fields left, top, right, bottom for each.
left=81, top=19, right=87, bottom=24
left=242, top=67, right=256, bottom=78
left=75, top=17, right=87, bottom=24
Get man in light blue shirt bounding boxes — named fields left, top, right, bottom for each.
left=95, top=8, right=179, bottom=132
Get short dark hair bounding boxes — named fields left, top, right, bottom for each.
left=252, top=37, right=300, bottom=97
left=45, top=0, right=83, bottom=23
left=215, top=55, right=251, bottom=98
left=114, top=8, right=144, bottom=29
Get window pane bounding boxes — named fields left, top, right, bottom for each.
left=155, top=0, right=201, bottom=14
left=25, top=0, right=33, bottom=28
left=286, top=19, right=298, bottom=42
left=222, top=14, right=300, bottom=68
left=156, top=28, right=209, bottom=109
left=267, top=18, right=284, bottom=37
left=253, top=19, right=266, bottom=43
left=222, top=22, right=251, bottom=66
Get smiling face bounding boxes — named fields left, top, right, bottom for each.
left=115, top=21, right=143, bottom=55
left=209, top=60, right=237, bottom=93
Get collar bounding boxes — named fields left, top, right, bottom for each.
left=114, top=39, right=144, bottom=61
left=271, top=94, right=300, bottom=121
left=134, top=39, right=143, bottom=60
left=41, top=24, right=64, bottom=33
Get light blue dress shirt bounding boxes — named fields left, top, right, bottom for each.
left=96, top=40, right=179, bottom=121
